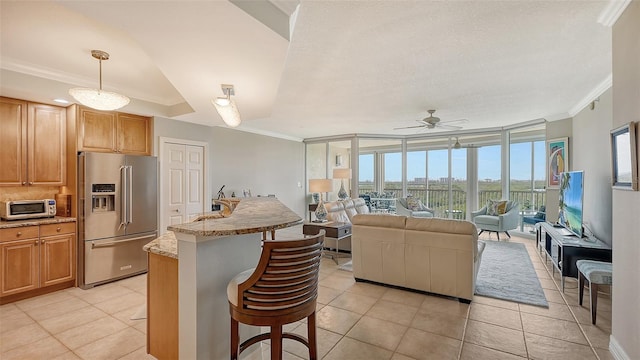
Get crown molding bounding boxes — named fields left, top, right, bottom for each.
left=597, top=0, right=632, bottom=27
left=568, top=74, right=612, bottom=117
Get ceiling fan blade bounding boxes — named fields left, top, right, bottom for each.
left=393, top=125, right=426, bottom=130
left=440, top=118, right=468, bottom=125
left=436, top=124, right=463, bottom=130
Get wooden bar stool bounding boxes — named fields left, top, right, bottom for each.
left=577, top=259, right=612, bottom=325
left=227, top=231, right=325, bottom=360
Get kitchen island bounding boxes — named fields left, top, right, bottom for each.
left=144, top=197, right=302, bottom=360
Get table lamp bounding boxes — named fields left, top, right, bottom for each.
left=309, top=179, right=332, bottom=222
left=333, top=168, right=352, bottom=200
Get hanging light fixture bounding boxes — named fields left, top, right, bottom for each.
left=212, top=84, right=241, bottom=127
left=69, top=50, right=130, bottom=111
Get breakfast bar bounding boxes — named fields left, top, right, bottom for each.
left=144, top=197, right=302, bottom=360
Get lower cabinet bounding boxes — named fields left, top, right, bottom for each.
left=0, top=222, right=76, bottom=302
left=147, top=252, right=178, bottom=360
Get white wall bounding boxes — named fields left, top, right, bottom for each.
left=153, top=117, right=306, bottom=218
left=611, top=2, right=640, bottom=359
left=571, top=88, right=613, bottom=245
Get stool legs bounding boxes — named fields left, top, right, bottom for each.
left=270, top=325, right=283, bottom=360
left=308, top=313, right=318, bottom=360
left=590, top=283, right=599, bottom=325
left=231, top=318, right=239, bottom=360
left=578, top=271, right=599, bottom=325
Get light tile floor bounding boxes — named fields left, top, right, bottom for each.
left=0, top=231, right=613, bottom=360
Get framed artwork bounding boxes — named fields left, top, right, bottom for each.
left=546, top=137, right=569, bottom=189
left=610, top=122, right=638, bottom=191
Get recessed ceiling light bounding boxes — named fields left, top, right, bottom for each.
left=53, top=99, right=69, bottom=104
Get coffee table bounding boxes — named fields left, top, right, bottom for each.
left=302, top=221, right=352, bottom=264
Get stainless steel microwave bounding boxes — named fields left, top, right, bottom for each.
left=0, top=199, right=56, bottom=220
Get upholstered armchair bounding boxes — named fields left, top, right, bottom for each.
left=471, top=200, right=520, bottom=240
left=396, top=198, right=435, bottom=218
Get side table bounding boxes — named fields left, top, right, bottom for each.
left=302, top=221, right=352, bottom=265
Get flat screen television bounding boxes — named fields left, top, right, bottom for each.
left=558, top=170, right=584, bottom=238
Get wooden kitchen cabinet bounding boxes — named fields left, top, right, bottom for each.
left=0, top=222, right=76, bottom=303
left=0, top=98, right=66, bottom=186
left=39, top=223, right=76, bottom=287
left=0, top=226, right=40, bottom=297
left=78, top=106, right=152, bottom=155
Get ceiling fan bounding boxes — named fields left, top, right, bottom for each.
left=394, top=110, right=468, bottom=131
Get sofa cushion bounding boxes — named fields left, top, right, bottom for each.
left=341, top=199, right=359, bottom=221
left=352, top=214, right=407, bottom=229
left=473, top=215, right=500, bottom=226
left=325, top=201, right=351, bottom=223
left=352, top=198, right=370, bottom=214
left=405, top=217, right=477, bottom=235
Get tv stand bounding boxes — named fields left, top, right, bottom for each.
left=536, top=222, right=611, bottom=291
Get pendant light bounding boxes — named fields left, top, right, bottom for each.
left=212, top=84, right=241, bottom=127
left=69, top=50, right=130, bottom=111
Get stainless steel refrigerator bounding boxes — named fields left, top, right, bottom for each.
left=78, top=152, right=158, bottom=288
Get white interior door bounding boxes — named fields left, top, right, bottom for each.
left=160, top=138, right=207, bottom=235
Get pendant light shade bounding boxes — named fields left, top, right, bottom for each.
left=212, top=84, right=241, bottom=127
left=69, top=50, right=130, bottom=111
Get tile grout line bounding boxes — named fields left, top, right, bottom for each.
left=534, top=241, right=602, bottom=360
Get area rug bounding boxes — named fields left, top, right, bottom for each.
left=338, top=260, right=353, bottom=272
left=475, top=240, right=548, bottom=308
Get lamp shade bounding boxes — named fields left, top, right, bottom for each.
left=333, top=168, right=352, bottom=179
left=309, top=179, right=332, bottom=193
left=69, top=88, right=130, bottom=111
left=212, top=98, right=241, bottom=127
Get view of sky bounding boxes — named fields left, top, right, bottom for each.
left=359, top=142, right=546, bottom=182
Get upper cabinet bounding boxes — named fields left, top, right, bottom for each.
left=78, top=107, right=152, bottom=155
left=0, top=98, right=66, bottom=187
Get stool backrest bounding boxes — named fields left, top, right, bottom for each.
left=236, top=232, right=325, bottom=316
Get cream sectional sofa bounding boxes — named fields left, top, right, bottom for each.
left=318, top=198, right=369, bottom=251
left=351, top=214, right=485, bottom=302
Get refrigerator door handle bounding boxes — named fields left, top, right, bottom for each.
left=91, top=234, right=157, bottom=248
left=119, top=165, right=127, bottom=230
left=127, top=165, right=133, bottom=225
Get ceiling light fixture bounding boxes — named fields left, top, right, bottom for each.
left=69, top=50, right=130, bottom=111
left=212, top=84, right=241, bottom=127
left=454, top=137, right=462, bottom=149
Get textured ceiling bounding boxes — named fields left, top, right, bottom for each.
left=0, top=1, right=613, bottom=141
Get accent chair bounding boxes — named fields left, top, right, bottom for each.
left=471, top=200, right=520, bottom=240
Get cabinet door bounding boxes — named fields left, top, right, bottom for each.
left=40, top=233, right=75, bottom=287
left=78, top=107, right=117, bottom=152
left=28, top=103, right=66, bottom=186
left=1, top=239, right=39, bottom=296
left=0, top=97, right=27, bottom=186
left=117, top=113, right=151, bottom=155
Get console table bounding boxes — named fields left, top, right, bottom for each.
left=303, top=221, right=352, bottom=265
left=536, top=222, right=611, bottom=291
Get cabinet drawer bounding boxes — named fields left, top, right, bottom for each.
left=0, top=226, right=39, bottom=242
left=40, top=222, right=76, bottom=237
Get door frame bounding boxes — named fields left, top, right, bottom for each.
left=158, top=137, right=209, bottom=235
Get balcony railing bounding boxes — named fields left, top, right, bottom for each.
left=359, top=184, right=546, bottom=220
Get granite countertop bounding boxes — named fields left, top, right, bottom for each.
left=0, top=216, right=76, bottom=229
left=167, top=197, right=302, bottom=237
left=143, top=231, right=178, bottom=259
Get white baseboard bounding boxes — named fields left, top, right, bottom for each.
left=610, top=335, right=631, bottom=360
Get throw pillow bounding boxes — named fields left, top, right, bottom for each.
left=486, top=199, right=507, bottom=216
left=406, top=197, right=421, bottom=211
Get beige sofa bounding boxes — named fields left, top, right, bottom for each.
left=318, top=198, right=369, bottom=251
left=324, top=198, right=370, bottom=223
left=351, top=214, right=485, bottom=302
